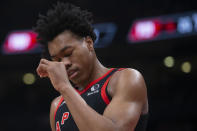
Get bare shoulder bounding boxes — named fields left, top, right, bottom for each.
left=108, top=68, right=147, bottom=99
left=119, top=68, right=146, bottom=87
left=114, top=68, right=144, bottom=81
left=51, top=95, right=63, bottom=109
left=50, top=95, right=63, bottom=120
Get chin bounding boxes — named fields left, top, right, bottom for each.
left=69, top=79, right=79, bottom=87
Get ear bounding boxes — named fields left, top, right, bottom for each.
left=85, top=36, right=94, bottom=52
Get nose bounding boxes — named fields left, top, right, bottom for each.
left=61, top=57, right=72, bottom=70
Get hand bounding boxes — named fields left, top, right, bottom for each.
left=36, top=59, right=71, bottom=93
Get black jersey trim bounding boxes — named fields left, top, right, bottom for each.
left=76, top=68, right=115, bottom=95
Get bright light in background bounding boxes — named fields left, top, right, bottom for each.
left=128, top=12, right=197, bottom=43
left=2, top=31, right=38, bottom=54
left=177, top=16, right=193, bottom=33
left=129, top=20, right=161, bottom=41
left=8, top=33, right=31, bottom=51
left=93, top=23, right=117, bottom=48
left=135, top=21, right=156, bottom=38
left=164, top=56, right=175, bottom=68
left=23, top=73, right=36, bottom=85
left=181, top=62, right=191, bottom=73
left=192, top=14, right=197, bottom=31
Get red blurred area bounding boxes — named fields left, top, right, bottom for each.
left=129, top=20, right=162, bottom=42
left=3, top=31, right=37, bottom=54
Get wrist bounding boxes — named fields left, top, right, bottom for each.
left=55, top=81, right=73, bottom=94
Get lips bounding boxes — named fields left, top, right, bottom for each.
left=67, top=69, right=78, bottom=79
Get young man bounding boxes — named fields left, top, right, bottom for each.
left=34, top=2, right=148, bottom=131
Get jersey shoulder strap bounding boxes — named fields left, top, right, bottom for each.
left=101, top=68, right=126, bottom=104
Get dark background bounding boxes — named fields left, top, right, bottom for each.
left=0, top=0, right=197, bottom=130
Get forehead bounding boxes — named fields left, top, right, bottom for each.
left=48, top=31, right=82, bottom=56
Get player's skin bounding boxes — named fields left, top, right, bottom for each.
left=36, top=30, right=148, bottom=131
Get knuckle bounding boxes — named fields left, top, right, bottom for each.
left=37, top=65, right=41, bottom=70
left=59, top=62, right=64, bottom=65
left=47, top=66, right=51, bottom=70
left=36, top=67, right=39, bottom=72
left=47, top=66, right=53, bottom=71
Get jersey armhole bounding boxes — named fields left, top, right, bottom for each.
left=101, top=76, right=111, bottom=105
left=54, top=96, right=64, bottom=121
left=101, top=68, right=126, bottom=105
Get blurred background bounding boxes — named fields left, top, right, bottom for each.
left=0, top=0, right=197, bottom=130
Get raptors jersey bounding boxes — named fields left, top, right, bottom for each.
left=54, top=68, right=148, bottom=131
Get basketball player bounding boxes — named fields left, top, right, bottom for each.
left=34, top=2, right=148, bottom=131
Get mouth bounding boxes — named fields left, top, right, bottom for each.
left=68, top=70, right=78, bottom=79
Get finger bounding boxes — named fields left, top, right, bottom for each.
left=36, top=63, right=49, bottom=77
left=60, top=61, right=71, bottom=71
left=40, top=58, right=50, bottom=65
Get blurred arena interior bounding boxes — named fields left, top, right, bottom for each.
left=0, top=0, right=197, bottom=130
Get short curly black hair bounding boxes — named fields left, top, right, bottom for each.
left=34, top=2, right=96, bottom=46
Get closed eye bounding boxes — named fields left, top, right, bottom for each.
left=64, top=53, right=72, bottom=57
left=62, top=48, right=73, bottom=57
left=50, top=46, right=74, bottom=62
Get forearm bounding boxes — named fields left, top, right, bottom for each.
left=60, top=84, right=118, bottom=131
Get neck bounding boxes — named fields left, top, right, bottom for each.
left=77, top=59, right=109, bottom=91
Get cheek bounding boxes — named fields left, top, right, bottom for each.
left=70, top=48, right=93, bottom=83
left=73, top=48, right=93, bottom=71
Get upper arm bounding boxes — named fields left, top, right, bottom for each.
left=103, top=68, right=147, bottom=131
left=50, top=96, right=62, bottom=131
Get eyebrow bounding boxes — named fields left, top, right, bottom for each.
left=51, top=46, right=72, bottom=58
